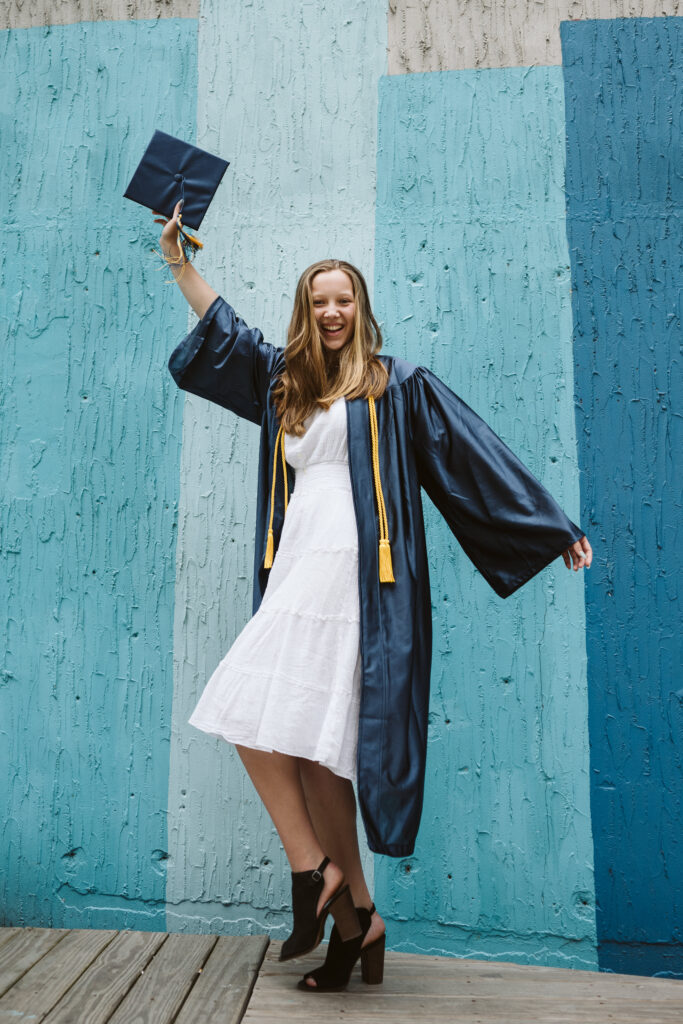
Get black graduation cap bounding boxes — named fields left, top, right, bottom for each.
left=124, top=129, right=230, bottom=255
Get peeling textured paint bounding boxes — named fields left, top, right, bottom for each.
left=2, top=2, right=679, bottom=980
left=1, top=0, right=199, bottom=31
left=562, top=16, right=683, bottom=977
left=0, top=19, right=197, bottom=928
left=373, top=68, right=597, bottom=969
left=387, top=1, right=682, bottom=73
left=165, top=0, right=388, bottom=935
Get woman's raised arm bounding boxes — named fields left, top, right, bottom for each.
left=157, top=203, right=282, bottom=425
left=153, top=200, right=218, bottom=319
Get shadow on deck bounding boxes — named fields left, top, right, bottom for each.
left=1, top=927, right=682, bottom=1023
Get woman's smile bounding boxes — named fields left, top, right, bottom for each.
left=312, top=269, right=356, bottom=350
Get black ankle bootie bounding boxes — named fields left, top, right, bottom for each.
left=279, top=856, right=361, bottom=963
left=297, top=902, right=386, bottom=991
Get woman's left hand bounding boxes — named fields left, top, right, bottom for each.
left=562, top=535, right=592, bottom=572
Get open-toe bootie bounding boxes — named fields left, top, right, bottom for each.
left=279, top=856, right=361, bottom=962
left=298, top=902, right=385, bottom=992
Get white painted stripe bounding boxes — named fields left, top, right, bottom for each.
left=167, top=0, right=387, bottom=934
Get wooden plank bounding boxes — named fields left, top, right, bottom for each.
left=248, top=993, right=683, bottom=1024
left=243, top=941, right=683, bottom=1024
left=0, top=929, right=116, bottom=1023
left=0, top=933, right=20, bottom=953
left=174, top=935, right=268, bottom=1024
left=255, top=955, right=683, bottom=1002
left=254, top=971, right=683, bottom=1003
left=43, top=930, right=168, bottom=1024
left=302, top=951, right=677, bottom=986
left=106, top=933, right=217, bottom=1024
left=0, top=929, right=70, bottom=1001
left=247, top=1000, right=683, bottom=1024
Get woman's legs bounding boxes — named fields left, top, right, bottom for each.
left=235, top=744, right=385, bottom=965
left=234, top=745, right=343, bottom=916
left=298, top=760, right=386, bottom=951
left=298, top=760, right=370, bottom=907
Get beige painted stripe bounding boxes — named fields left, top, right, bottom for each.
left=388, top=0, right=683, bottom=73
left=1, top=0, right=198, bottom=31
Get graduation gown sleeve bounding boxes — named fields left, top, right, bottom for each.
left=405, top=365, right=585, bottom=599
left=167, top=295, right=282, bottom=424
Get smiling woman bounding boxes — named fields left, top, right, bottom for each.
left=270, top=258, right=389, bottom=439
left=157, top=201, right=591, bottom=994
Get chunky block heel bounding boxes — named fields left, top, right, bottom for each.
left=328, top=884, right=362, bottom=942
left=298, top=903, right=380, bottom=993
left=360, top=931, right=385, bottom=985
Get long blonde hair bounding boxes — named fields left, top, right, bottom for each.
left=272, top=259, right=389, bottom=435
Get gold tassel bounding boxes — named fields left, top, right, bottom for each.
left=177, top=213, right=204, bottom=252
left=178, top=224, right=203, bottom=250
left=264, top=529, right=275, bottom=569
left=378, top=538, right=395, bottom=583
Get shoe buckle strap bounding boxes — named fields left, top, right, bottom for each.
left=312, top=855, right=330, bottom=882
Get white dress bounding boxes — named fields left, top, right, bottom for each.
left=188, top=396, right=361, bottom=780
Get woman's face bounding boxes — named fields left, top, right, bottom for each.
left=311, top=269, right=356, bottom=352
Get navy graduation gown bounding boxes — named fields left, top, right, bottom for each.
left=168, top=296, right=585, bottom=857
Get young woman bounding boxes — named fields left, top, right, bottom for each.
left=155, top=201, right=592, bottom=992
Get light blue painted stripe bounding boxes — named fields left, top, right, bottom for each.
left=374, top=68, right=597, bottom=968
left=0, top=19, right=197, bottom=928
left=165, top=0, right=387, bottom=934
left=562, top=16, right=683, bottom=978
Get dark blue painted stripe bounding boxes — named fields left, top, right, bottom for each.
left=562, top=17, right=683, bottom=978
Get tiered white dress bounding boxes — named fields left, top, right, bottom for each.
left=188, top=396, right=361, bottom=780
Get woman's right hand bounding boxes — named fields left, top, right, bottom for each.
left=150, top=198, right=218, bottom=318
left=153, top=200, right=183, bottom=255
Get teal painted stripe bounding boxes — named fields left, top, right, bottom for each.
left=374, top=68, right=597, bottom=968
left=165, top=0, right=387, bottom=934
left=562, top=16, right=683, bottom=978
left=0, top=20, right=197, bottom=928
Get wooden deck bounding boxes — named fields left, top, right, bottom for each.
left=1, top=927, right=682, bottom=1023
left=0, top=927, right=267, bottom=1023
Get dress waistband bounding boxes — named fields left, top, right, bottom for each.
left=292, top=461, right=351, bottom=492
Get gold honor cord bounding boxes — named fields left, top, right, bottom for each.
left=280, top=423, right=289, bottom=509
left=368, top=396, right=395, bottom=583
left=263, top=398, right=394, bottom=583
left=263, top=424, right=288, bottom=569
